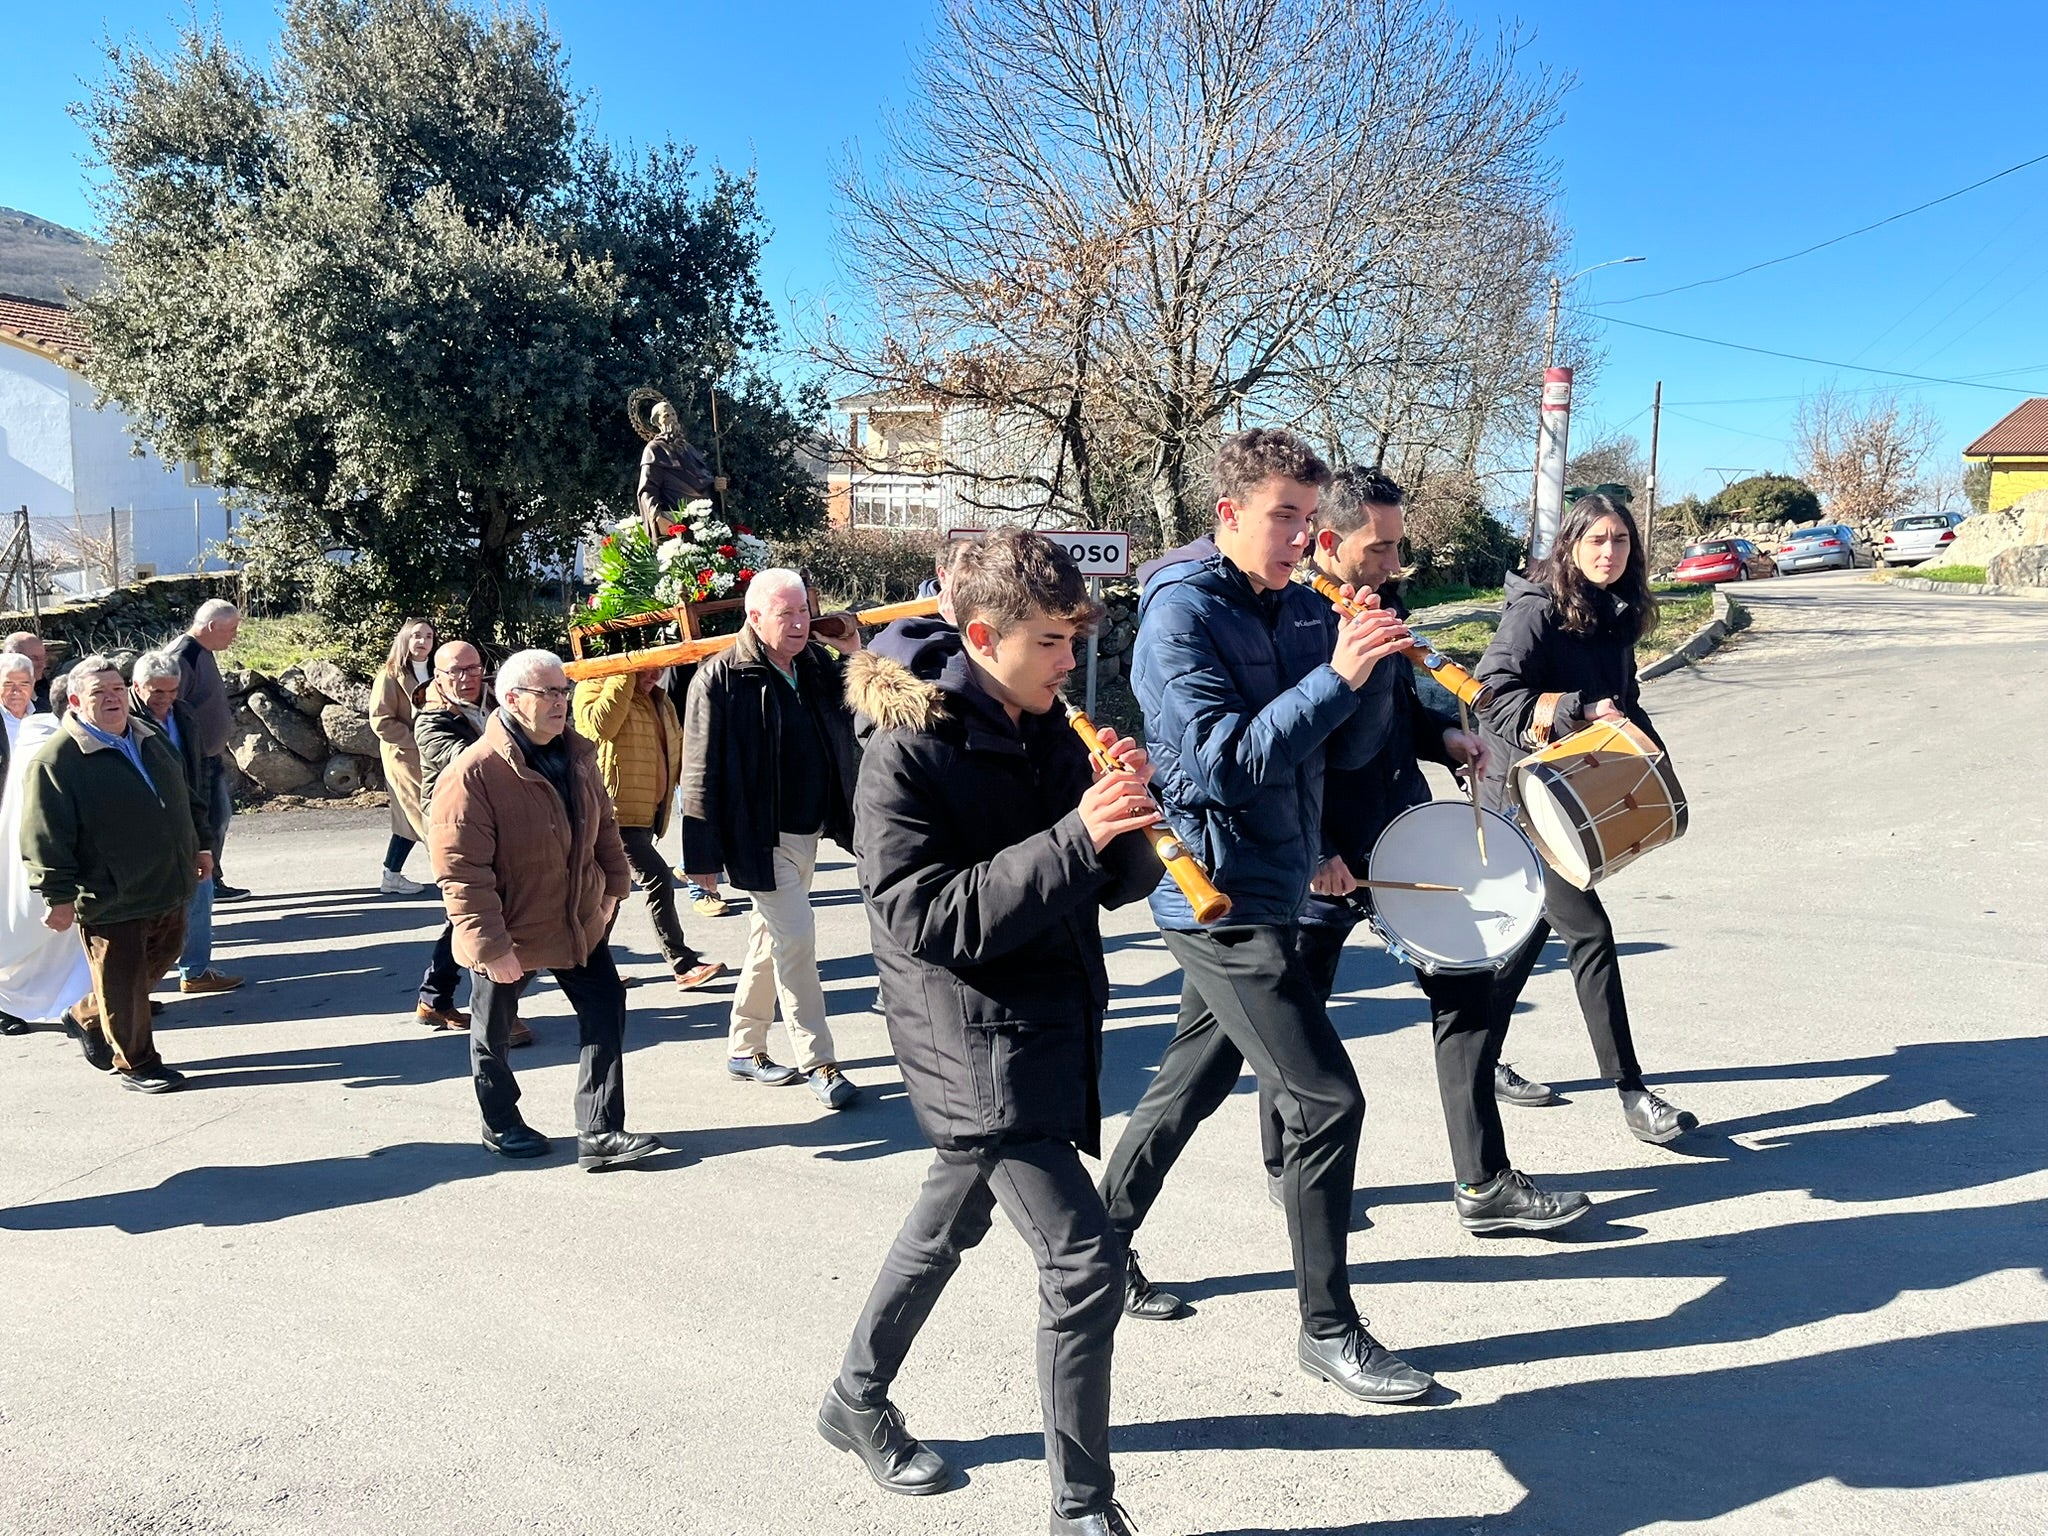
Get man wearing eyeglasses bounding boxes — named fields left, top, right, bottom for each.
left=429, top=649, right=662, bottom=1169
left=411, top=641, right=528, bottom=1045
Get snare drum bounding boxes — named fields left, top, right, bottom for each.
left=1513, top=720, right=1688, bottom=890
left=1365, top=802, right=1546, bottom=975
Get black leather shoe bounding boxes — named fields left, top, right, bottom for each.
left=482, top=1122, right=551, bottom=1159
left=1494, top=1061, right=1555, bottom=1105
left=1298, top=1324, right=1433, bottom=1402
left=1051, top=1499, right=1140, bottom=1535
left=1620, top=1087, right=1699, bottom=1145
left=576, top=1130, right=663, bottom=1171
left=120, top=1064, right=187, bottom=1094
left=212, top=881, right=252, bottom=902
left=0, top=1012, right=28, bottom=1035
left=63, top=1011, right=114, bottom=1072
left=1455, top=1169, right=1591, bottom=1233
left=1123, top=1248, right=1186, bottom=1321
left=816, top=1382, right=953, bottom=1496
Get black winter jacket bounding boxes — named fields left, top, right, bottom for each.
left=847, top=647, right=1159, bottom=1157
left=1475, top=572, right=1662, bottom=811
left=681, top=625, right=858, bottom=892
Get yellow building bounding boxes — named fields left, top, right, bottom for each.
left=1963, top=398, right=2048, bottom=512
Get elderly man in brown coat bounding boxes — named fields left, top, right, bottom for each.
left=430, top=649, right=663, bottom=1170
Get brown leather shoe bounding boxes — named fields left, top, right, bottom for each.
left=675, top=961, right=725, bottom=990
left=507, top=1018, right=534, bottom=1049
left=416, top=1003, right=470, bottom=1031
left=180, top=969, right=245, bottom=995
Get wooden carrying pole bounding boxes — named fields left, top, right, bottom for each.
left=562, top=594, right=942, bottom=681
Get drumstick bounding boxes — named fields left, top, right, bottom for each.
left=1459, top=697, right=1487, bottom=865
left=1359, top=879, right=1462, bottom=893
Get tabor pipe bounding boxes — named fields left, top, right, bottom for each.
left=563, top=594, right=943, bottom=682
left=1301, top=570, right=1495, bottom=711
left=1063, top=703, right=1232, bottom=925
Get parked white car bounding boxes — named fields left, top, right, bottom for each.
left=1883, top=511, right=1966, bottom=566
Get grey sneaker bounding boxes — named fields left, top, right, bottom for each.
left=810, top=1065, right=858, bottom=1109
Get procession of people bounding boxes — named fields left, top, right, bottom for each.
left=0, top=430, right=1701, bottom=1536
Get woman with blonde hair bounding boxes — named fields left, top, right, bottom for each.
left=370, top=617, right=437, bottom=895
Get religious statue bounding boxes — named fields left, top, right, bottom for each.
left=629, top=388, right=724, bottom=543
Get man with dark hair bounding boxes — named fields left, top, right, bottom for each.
left=1095, top=429, right=1438, bottom=1403
left=822, top=529, right=1158, bottom=1535
left=1276, top=471, right=1588, bottom=1233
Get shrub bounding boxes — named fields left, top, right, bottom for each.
left=1708, top=474, right=1820, bottom=525
left=771, top=528, right=944, bottom=609
left=1404, top=474, right=1523, bottom=590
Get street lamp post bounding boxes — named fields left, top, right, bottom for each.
left=1528, top=256, right=1645, bottom=561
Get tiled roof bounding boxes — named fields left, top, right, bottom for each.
left=0, top=292, right=91, bottom=364
left=1964, top=398, right=2048, bottom=457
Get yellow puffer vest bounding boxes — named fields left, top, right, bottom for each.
left=572, top=674, right=682, bottom=832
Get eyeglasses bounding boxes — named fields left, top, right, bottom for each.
left=508, top=686, right=571, bottom=701
left=438, top=665, right=484, bottom=678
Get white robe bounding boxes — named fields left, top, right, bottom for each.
left=0, top=712, right=93, bottom=1020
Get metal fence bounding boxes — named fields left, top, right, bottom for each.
left=2, top=503, right=237, bottom=610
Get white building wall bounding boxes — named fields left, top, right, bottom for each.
left=0, top=344, right=74, bottom=511
left=0, top=338, right=236, bottom=579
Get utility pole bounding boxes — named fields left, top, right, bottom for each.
left=1526, top=256, right=1645, bottom=561
left=1646, top=380, right=1663, bottom=573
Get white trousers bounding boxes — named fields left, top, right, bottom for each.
left=727, top=832, right=837, bottom=1072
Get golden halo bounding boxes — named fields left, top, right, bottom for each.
left=627, top=387, right=671, bottom=443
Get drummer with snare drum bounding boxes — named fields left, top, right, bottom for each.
left=1473, top=489, right=1702, bottom=1161
left=1294, top=470, right=1596, bottom=1236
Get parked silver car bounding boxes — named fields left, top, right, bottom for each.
left=1883, top=511, right=1966, bottom=566
left=1776, top=523, right=1874, bottom=573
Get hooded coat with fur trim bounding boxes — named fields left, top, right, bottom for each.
left=847, top=646, right=1160, bottom=1156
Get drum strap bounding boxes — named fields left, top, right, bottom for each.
left=1525, top=693, right=1567, bottom=748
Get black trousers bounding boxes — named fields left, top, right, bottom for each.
left=840, top=1137, right=1124, bottom=1519
left=470, top=941, right=628, bottom=1135
left=1256, top=916, right=1354, bottom=1181
left=419, top=921, right=461, bottom=1013
left=1100, top=925, right=1365, bottom=1337
left=1497, top=864, right=1643, bottom=1088
left=618, top=825, right=697, bottom=973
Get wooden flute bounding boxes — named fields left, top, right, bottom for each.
left=1301, top=570, right=1494, bottom=710
left=1062, top=703, right=1232, bottom=924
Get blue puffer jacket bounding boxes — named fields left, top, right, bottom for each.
left=1132, top=552, right=1396, bottom=928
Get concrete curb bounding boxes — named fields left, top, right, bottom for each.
left=1641, top=588, right=1751, bottom=682
left=1887, top=575, right=2047, bottom=598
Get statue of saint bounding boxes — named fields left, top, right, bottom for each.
left=630, top=390, right=723, bottom=543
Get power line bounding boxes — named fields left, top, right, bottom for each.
left=1596, top=149, right=2048, bottom=307
left=1565, top=307, right=2048, bottom=395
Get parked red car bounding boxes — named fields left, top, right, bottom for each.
left=1672, top=538, right=1778, bottom=583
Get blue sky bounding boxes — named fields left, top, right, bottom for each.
left=6, top=0, right=2044, bottom=503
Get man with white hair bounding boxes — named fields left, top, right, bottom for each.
left=20, top=655, right=212, bottom=1091
left=429, top=649, right=662, bottom=1168
left=2, top=633, right=51, bottom=714
left=168, top=598, right=247, bottom=902
left=682, top=568, right=864, bottom=1109
left=131, top=651, right=242, bottom=997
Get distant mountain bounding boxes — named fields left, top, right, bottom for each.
left=0, top=208, right=103, bottom=305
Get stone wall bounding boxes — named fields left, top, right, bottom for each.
left=1, top=572, right=244, bottom=669
left=221, top=660, right=384, bottom=804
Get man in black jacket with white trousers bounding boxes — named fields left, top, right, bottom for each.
left=818, top=530, right=1160, bottom=1536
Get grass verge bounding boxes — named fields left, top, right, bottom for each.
left=1913, top=565, right=1988, bottom=584
left=224, top=613, right=354, bottom=675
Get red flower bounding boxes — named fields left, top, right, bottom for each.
left=664, top=522, right=685, bottom=536
left=717, top=543, right=737, bottom=558
left=735, top=524, right=753, bottom=536
left=600, top=535, right=614, bottom=549
left=675, top=525, right=691, bottom=541
left=586, top=595, right=599, bottom=609
left=737, top=567, right=755, bottom=582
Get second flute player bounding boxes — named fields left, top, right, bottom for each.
left=821, top=531, right=1160, bottom=1536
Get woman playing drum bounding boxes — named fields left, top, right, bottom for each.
left=1474, top=491, right=1700, bottom=1147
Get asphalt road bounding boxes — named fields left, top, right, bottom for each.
left=2, top=569, right=2043, bottom=1535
